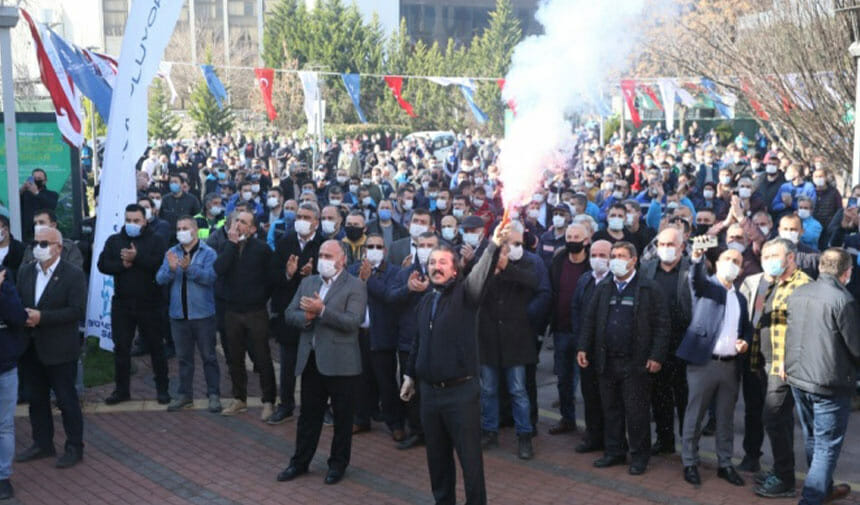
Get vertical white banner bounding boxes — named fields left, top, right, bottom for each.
left=657, top=78, right=676, bottom=134
left=86, top=0, right=185, bottom=351
left=298, top=71, right=320, bottom=135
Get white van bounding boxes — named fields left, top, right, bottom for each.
left=405, top=131, right=457, bottom=161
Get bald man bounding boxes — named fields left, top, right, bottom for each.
left=676, top=246, right=752, bottom=487
left=279, top=240, right=367, bottom=485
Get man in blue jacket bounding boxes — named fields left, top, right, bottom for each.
left=676, top=243, right=751, bottom=488
left=0, top=266, right=28, bottom=499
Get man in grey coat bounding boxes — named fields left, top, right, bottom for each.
left=277, top=240, right=367, bottom=486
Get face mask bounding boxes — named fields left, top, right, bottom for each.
left=143, top=208, right=155, bottom=222
left=169, top=182, right=181, bottom=193
left=625, top=214, right=637, bottom=227
left=590, top=257, right=609, bottom=274
left=703, top=189, right=715, bottom=199
left=318, top=258, right=337, bottom=279
left=552, top=215, right=566, bottom=229
left=321, top=220, right=337, bottom=235
left=607, top=216, right=624, bottom=231
left=719, top=175, right=732, bottom=185
left=283, top=210, right=296, bottom=221
left=176, top=230, right=194, bottom=245
left=532, top=193, right=544, bottom=203
left=33, top=245, right=52, bottom=262
left=452, top=208, right=465, bottom=218
left=209, top=205, right=224, bottom=217
left=378, top=209, right=392, bottom=221
left=751, top=162, right=761, bottom=171
left=717, top=260, right=740, bottom=282
left=508, top=244, right=523, bottom=261
left=527, top=208, right=540, bottom=219
left=759, top=225, right=770, bottom=236
left=566, top=241, right=585, bottom=254
left=813, top=177, right=826, bottom=187
left=366, top=248, right=384, bottom=266
left=738, top=187, right=752, bottom=199
left=612, top=190, right=624, bottom=200
left=125, top=223, right=142, bottom=237
left=294, top=219, right=312, bottom=236
left=217, top=172, right=227, bottom=180
left=409, top=223, right=428, bottom=239
left=251, top=184, right=261, bottom=193
left=441, top=227, right=456, bottom=241
left=797, top=209, right=811, bottom=220
left=417, top=247, right=433, bottom=265
left=348, top=184, right=359, bottom=194
left=345, top=226, right=364, bottom=242
left=656, top=246, right=677, bottom=264
left=336, top=176, right=348, bottom=184
left=609, top=258, right=630, bottom=278
left=361, top=178, right=372, bottom=186
left=434, top=198, right=448, bottom=211
left=463, top=232, right=480, bottom=247
left=766, top=164, right=778, bottom=174
left=151, top=198, right=162, bottom=210
left=667, top=201, right=680, bottom=210
left=329, top=198, right=344, bottom=207
left=762, top=258, right=785, bottom=278
left=585, top=181, right=594, bottom=189
left=241, top=191, right=253, bottom=201
left=267, top=197, right=280, bottom=209
left=472, top=198, right=484, bottom=208
left=402, top=199, right=414, bottom=210
left=779, top=229, right=799, bottom=244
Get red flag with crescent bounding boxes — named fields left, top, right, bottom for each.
left=384, top=76, right=416, bottom=117
left=620, top=79, right=642, bottom=128
left=254, top=67, right=277, bottom=121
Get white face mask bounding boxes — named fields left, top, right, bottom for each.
left=329, top=199, right=342, bottom=207
left=33, top=245, right=52, bottom=262
left=366, top=248, right=384, bottom=267
left=402, top=199, right=414, bottom=210
left=144, top=208, right=153, bottom=221
left=527, top=208, right=540, bottom=219
left=703, top=189, right=715, bottom=199
left=294, top=219, right=312, bottom=236
left=532, top=193, right=544, bottom=203
left=361, top=178, right=372, bottom=186
left=738, top=187, right=752, bottom=199
left=507, top=244, right=523, bottom=261
left=441, top=227, right=456, bottom=241
left=452, top=208, right=465, bottom=218
left=267, top=197, right=280, bottom=209
left=409, top=223, right=428, bottom=239
left=417, top=247, right=433, bottom=265
left=463, top=232, right=481, bottom=247
left=797, top=209, right=811, bottom=220
left=152, top=198, right=162, bottom=210
left=336, top=176, right=348, bottom=184
left=813, top=177, right=826, bottom=187
left=609, top=258, right=630, bottom=278
left=779, top=229, right=799, bottom=244
left=436, top=199, right=448, bottom=210
left=241, top=191, right=253, bottom=201
left=717, top=260, right=740, bottom=283
left=727, top=241, right=746, bottom=253
left=349, top=184, right=359, bottom=194
left=472, top=198, right=484, bottom=208
left=34, top=224, right=49, bottom=236
left=321, top=219, right=338, bottom=235
left=176, top=229, right=194, bottom=245
left=318, top=258, right=338, bottom=279
left=589, top=257, right=609, bottom=274
left=719, top=175, right=732, bottom=185
left=656, top=246, right=677, bottom=264
left=766, top=164, right=778, bottom=174
left=552, top=215, right=566, bottom=229
left=251, top=184, right=261, bottom=193
left=607, top=217, right=624, bottom=231
left=625, top=214, right=636, bottom=227
left=759, top=225, right=770, bottom=237
left=612, top=190, right=624, bottom=200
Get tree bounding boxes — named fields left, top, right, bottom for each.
left=83, top=98, right=106, bottom=141
left=148, top=80, right=181, bottom=140
left=188, top=51, right=235, bottom=136
left=472, top=0, right=522, bottom=135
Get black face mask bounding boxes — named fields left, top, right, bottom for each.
left=566, top=241, right=585, bottom=254
left=345, top=226, right=364, bottom=242
left=34, top=180, right=45, bottom=190
left=695, top=223, right=711, bottom=236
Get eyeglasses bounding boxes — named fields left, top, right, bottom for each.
left=31, top=240, right=57, bottom=248
left=366, top=245, right=384, bottom=250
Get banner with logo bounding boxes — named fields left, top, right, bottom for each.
left=86, top=0, right=184, bottom=351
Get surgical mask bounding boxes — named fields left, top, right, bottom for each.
left=409, top=223, right=428, bottom=239
left=625, top=214, right=637, bottom=227
left=472, top=198, right=484, bottom=208
left=294, top=219, right=312, bottom=236
left=144, top=208, right=153, bottom=221
left=33, top=245, right=52, bottom=262
left=321, top=220, right=337, bottom=235
left=813, top=177, right=826, bottom=187
left=361, top=177, right=372, bottom=186
left=717, top=260, right=740, bottom=282
left=417, top=247, right=433, bottom=265
left=759, top=225, right=770, bottom=236
left=607, top=217, right=624, bottom=231
left=366, top=248, right=384, bottom=266
left=667, top=201, right=680, bottom=210
left=337, top=176, right=348, bottom=184
left=766, top=164, right=778, bottom=174
left=402, top=199, right=414, bottom=210
left=532, top=193, right=544, bottom=203
left=585, top=181, right=594, bottom=189
left=436, top=199, right=448, bottom=210
left=797, top=209, right=811, bottom=220
left=251, top=184, right=261, bottom=193
left=284, top=210, right=296, bottom=221
left=552, top=215, right=566, bottom=229
left=452, top=208, right=465, bottom=218
left=169, top=182, right=181, bottom=193
left=727, top=241, right=746, bottom=253
left=209, top=205, right=224, bottom=216
left=176, top=230, right=194, bottom=245
left=463, top=232, right=480, bottom=247
left=590, top=257, right=609, bottom=274
left=762, top=258, right=785, bottom=278
left=124, top=223, right=142, bottom=237
left=152, top=198, right=162, bottom=210
left=267, top=197, right=280, bottom=209
left=719, top=175, right=732, bottom=185
left=527, top=208, right=540, bottom=219
left=378, top=209, right=392, bottom=221
left=329, top=198, right=342, bottom=207
left=612, top=190, right=624, bottom=200
left=656, top=246, right=677, bottom=264
left=441, top=227, right=456, bottom=241
left=318, top=258, right=337, bottom=279
left=349, top=184, right=359, bottom=194
left=507, top=244, right=523, bottom=261
left=779, top=229, right=799, bottom=244
left=241, top=191, right=253, bottom=201
left=474, top=177, right=484, bottom=185
left=703, top=189, right=715, bottom=199
left=738, top=187, right=752, bottom=199
left=609, top=258, right=630, bottom=278
left=360, top=196, right=372, bottom=207
left=422, top=181, right=430, bottom=191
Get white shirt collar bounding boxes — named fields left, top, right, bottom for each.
left=37, top=256, right=60, bottom=276
left=322, top=269, right=342, bottom=286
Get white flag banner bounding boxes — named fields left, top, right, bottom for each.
left=158, top=61, right=179, bottom=105
left=426, top=76, right=474, bottom=90
left=86, top=0, right=184, bottom=351
left=657, top=78, right=677, bottom=133
left=676, top=86, right=697, bottom=108
left=298, top=71, right=320, bottom=134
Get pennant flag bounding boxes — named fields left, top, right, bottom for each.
left=298, top=71, right=321, bottom=133
left=675, top=84, right=697, bottom=108
left=427, top=76, right=471, bottom=87
left=639, top=84, right=663, bottom=111
left=254, top=67, right=277, bottom=121
left=21, top=9, right=83, bottom=147
left=340, top=73, right=367, bottom=123
left=200, top=64, right=228, bottom=109
left=740, top=79, right=769, bottom=120
left=657, top=78, right=677, bottom=132
left=620, top=79, right=642, bottom=128
left=459, top=81, right=487, bottom=124
left=700, top=78, right=734, bottom=119
left=496, top=79, right=517, bottom=114
left=384, top=76, right=416, bottom=117
left=44, top=28, right=113, bottom=121
left=157, top=61, right=179, bottom=105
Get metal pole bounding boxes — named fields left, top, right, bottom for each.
left=257, top=0, right=264, bottom=66
left=189, top=0, right=197, bottom=66
left=619, top=95, right=626, bottom=145
left=91, top=103, right=100, bottom=187
left=852, top=42, right=860, bottom=187
left=0, top=6, right=21, bottom=239
left=222, top=0, right=230, bottom=102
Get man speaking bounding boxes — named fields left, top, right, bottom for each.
left=400, top=222, right=510, bottom=505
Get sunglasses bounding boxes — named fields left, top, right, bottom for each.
left=366, top=244, right=384, bottom=250
left=31, top=240, right=57, bottom=248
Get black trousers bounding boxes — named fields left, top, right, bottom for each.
left=216, top=297, right=231, bottom=365
left=111, top=302, right=168, bottom=395
left=399, top=350, right=423, bottom=437
left=20, top=346, right=83, bottom=451
left=420, top=378, right=486, bottom=505
left=272, top=315, right=298, bottom=412
left=356, top=340, right=402, bottom=430
left=224, top=309, right=276, bottom=403
left=651, top=356, right=688, bottom=446
left=354, top=330, right=379, bottom=426
left=763, top=372, right=795, bottom=485
left=290, top=353, right=357, bottom=472
left=741, top=363, right=766, bottom=460
left=599, top=357, right=652, bottom=464
left=579, top=359, right=604, bottom=446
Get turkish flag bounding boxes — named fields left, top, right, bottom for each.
left=620, top=79, right=642, bottom=128
left=254, top=67, right=277, bottom=121
left=384, top=76, right=416, bottom=117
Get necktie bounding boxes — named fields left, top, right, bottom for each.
left=430, top=290, right=441, bottom=322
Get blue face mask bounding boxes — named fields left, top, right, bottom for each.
left=283, top=210, right=296, bottom=221
left=378, top=209, right=392, bottom=221
left=762, top=258, right=785, bottom=278
left=217, top=172, right=227, bottom=180
left=169, top=182, right=181, bottom=193
left=124, top=223, right=142, bottom=238
left=206, top=173, right=216, bottom=181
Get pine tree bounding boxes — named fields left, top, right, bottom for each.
left=188, top=51, right=235, bottom=136
left=472, top=0, right=522, bottom=135
left=148, top=80, right=181, bottom=140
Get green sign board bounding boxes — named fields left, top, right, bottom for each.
left=0, top=114, right=77, bottom=235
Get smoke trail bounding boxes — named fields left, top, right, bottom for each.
left=498, top=0, right=656, bottom=207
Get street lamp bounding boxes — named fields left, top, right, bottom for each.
left=0, top=1, right=21, bottom=238
left=835, top=0, right=860, bottom=187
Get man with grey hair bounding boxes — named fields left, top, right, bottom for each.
left=784, top=248, right=859, bottom=504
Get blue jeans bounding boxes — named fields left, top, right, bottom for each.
left=553, top=332, right=579, bottom=423
left=480, top=365, right=532, bottom=435
left=0, top=368, right=17, bottom=479
left=170, top=317, right=220, bottom=398
left=792, top=388, right=851, bottom=505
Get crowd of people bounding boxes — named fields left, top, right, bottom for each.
left=0, top=122, right=857, bottom=505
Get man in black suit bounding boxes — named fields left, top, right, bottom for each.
left=15, top=227, right=86, bottom=468
left=19, top=169, right=58, bottom=241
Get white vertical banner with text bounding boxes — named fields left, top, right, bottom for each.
left=86, top=0, right=185, bottom=351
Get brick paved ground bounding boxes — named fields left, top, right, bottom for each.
left=7, top=342, right=860, bottom=505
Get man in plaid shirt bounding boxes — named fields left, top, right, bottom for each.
left=753, top=238, right=811, bottom=498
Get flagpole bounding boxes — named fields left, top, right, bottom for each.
left=256, top=0, right=264, bottom=67
left=0, top=5, right=21, bottom=239
left=222, top=0, right=231, bottom=103
left=189, top=0, right=197, bottom=66
left=91, top=101, right=99, bottom=187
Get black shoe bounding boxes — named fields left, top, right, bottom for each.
left=651, top=441, right=675, bottom=455
left=104, top=391, right=130, bottom=406
left=701, top=417, right=716, bottom=436
left=0, top=479, right=13, bottom=500
left=593, top=454, right=626, bottom=468
left=548, top=419, right=577, bottom=435
left=628, top=461, right=647, bottom=475
left=324, top=468, right=344, bottom=485
left=481, top=430, right=499, bottom=450
left=754, top=474, right=796, bottom=498
left=396, top=434, right=424, bottom=450
left=736, top=455, right=760, bottom=473
left=56, top=446, right=83, bottom=469
left=156, top=391, right=171, bottom=405
left=266, top=406, right=294, bottom=425
left=754, top=470, right=774, bottom=486
left=684, top=466, right=701, bottom=486
left=517, top=434, right=534, bottom=460
left=276, top=465, right=307, bottom=482
left=575, top=440, right=603, bottom=454
left=718, top=466, right=745, bottom=486
left=15, top=444, right=55, bottom=463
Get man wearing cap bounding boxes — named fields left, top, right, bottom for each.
left=459, top=215, right=489, bottom=273
left=538, top=205, right=571, bottom=267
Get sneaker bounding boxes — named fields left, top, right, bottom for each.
left=266, top=406, right=293, bottom=425
left=517, top=434, right=534, bottom=460
left=156, top=391, right=171, bottom=405
left=261, top=402, right=274, bottom=421
left=754, top=474, right=796, bottom=498
left=104, top=391, right=130, bottom=406
left=221, top=399, right=248, bottom=416
left=207, top=395, right=222, bottom=413
left=480, top=430, right=499, bottom=450
left=754, top=470, right=775, bottom=486
left=166, top=396, right=193, bottom=412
